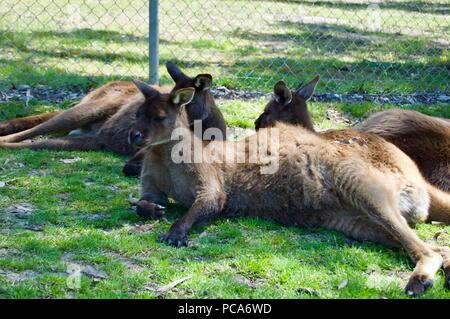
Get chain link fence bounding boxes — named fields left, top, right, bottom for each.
left=0, top=0, right=449, bottom=94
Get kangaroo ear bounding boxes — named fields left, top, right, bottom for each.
left=296, top=75, right=320, bottom=101
left=193, top=74, right=212, bottom=90
left=273, top=80, right=292, bottom=106
left=132, top=79, right=159, bottom=100
left=172, top=87, right=195, bottom=108
left=166, top=61, right=189, bottom=83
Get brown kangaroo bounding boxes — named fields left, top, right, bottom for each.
left=131, top=82, right=450, bottom=296
left=0, top=62, right=227, bottom=177
left=124, top=62, right=227, bottom=176
left=255, top=77, right=450, bottom=193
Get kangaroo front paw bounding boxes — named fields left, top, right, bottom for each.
left=405, top=274, right=434, bottom=297
left=122, top=161, right=142, bottom=177
left=159, top=229, right=188, bottom=248
left=135, top=200, right=165, bottom=220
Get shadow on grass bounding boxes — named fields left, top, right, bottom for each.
left=220, top=55, right=449, bottom=93
left=253, top=0, right=450, bottom=15
left=223, top=19, right=448, bottom=92
left=231, top=19, right=447, bottom=56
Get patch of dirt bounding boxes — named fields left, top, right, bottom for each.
left=0, top=269, right=40, bottom=283
left=2, top=202, right=44, bottom=231
left=0, top=248, right=20, bottom=257
left=62, top=253, right=109, bottom=281
left=232, top=274, right=264, bottom=289
left=104, top=251, right=146, bottom=273
left=4, top=203, right=35, bottom=218
left=5, top=86, right=448, bottom=106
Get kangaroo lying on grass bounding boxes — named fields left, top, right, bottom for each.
left=255, top=77, right=450, bottom=193
left=0, top=62, right=227, bottom=177
left=131, top=82, right=450, bottom=296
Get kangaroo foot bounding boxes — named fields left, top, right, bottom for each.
left=159, top=223, right=189, bottom=248
left=405, top=274, right=434, bottom=297
left=135, top=200, right=165, bottom=220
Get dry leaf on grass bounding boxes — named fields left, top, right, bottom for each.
left=60, top=157, right=81, bottom=164
left=338, top=278, right=348, bottom=290
left=146, top=275, right=193, bottom=295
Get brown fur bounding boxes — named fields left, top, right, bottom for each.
left=133, top=84, right=450, bottom=296
left=0, top=111, right=59, bottom=136
left=0, top=63, right=227, bottom=176
left=255, top=81, right=450, bottom=192
left=359, top=109, right=450, bottom=192
left=0, top=81, right=155, bottom=155
left=255, top=79, right=450, bottom=224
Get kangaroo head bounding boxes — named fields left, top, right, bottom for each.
left=166, top=61, right=214, bottom=123
left=254, top=75, right=320, bottom=131
left=129, top=79, right=195, bottom=148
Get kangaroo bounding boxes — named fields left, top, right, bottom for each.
left=131, top=82, right=450, bottom=296
left=124, top=62, right=227, bottom=176
left=255, top=77, right=450, bottom=193
left=0, top=62, right=227, bottom=177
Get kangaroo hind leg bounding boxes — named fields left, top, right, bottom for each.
left=0, top=135, right=104, bottom=151
left=0, top=100, right=115, bottom=143
left=0, top=111, right=59, bottom=136
left=335, top=167, right=442, bottom=296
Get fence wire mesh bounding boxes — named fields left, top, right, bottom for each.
left=0, top=0, right=449, bottom=94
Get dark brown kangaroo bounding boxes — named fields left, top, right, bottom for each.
left=131, top=82, right=450, bottom=296
left=0, top=62, right=227, bottom=177
left=255, top=77, right=450, bottom=193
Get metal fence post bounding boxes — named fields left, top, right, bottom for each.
left=149, top=0, right=159, bottom=84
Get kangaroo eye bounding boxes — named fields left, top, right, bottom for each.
left=153, top=116, right=166, bottom=123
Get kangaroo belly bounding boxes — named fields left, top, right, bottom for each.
left=224, top=158, right=342, bottom=226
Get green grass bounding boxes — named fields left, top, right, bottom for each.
left=0, top=0, right=449, bottom=299
left=0, top=0, right=448, bottom=93
left=0, top=97, right=449, bottom=299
